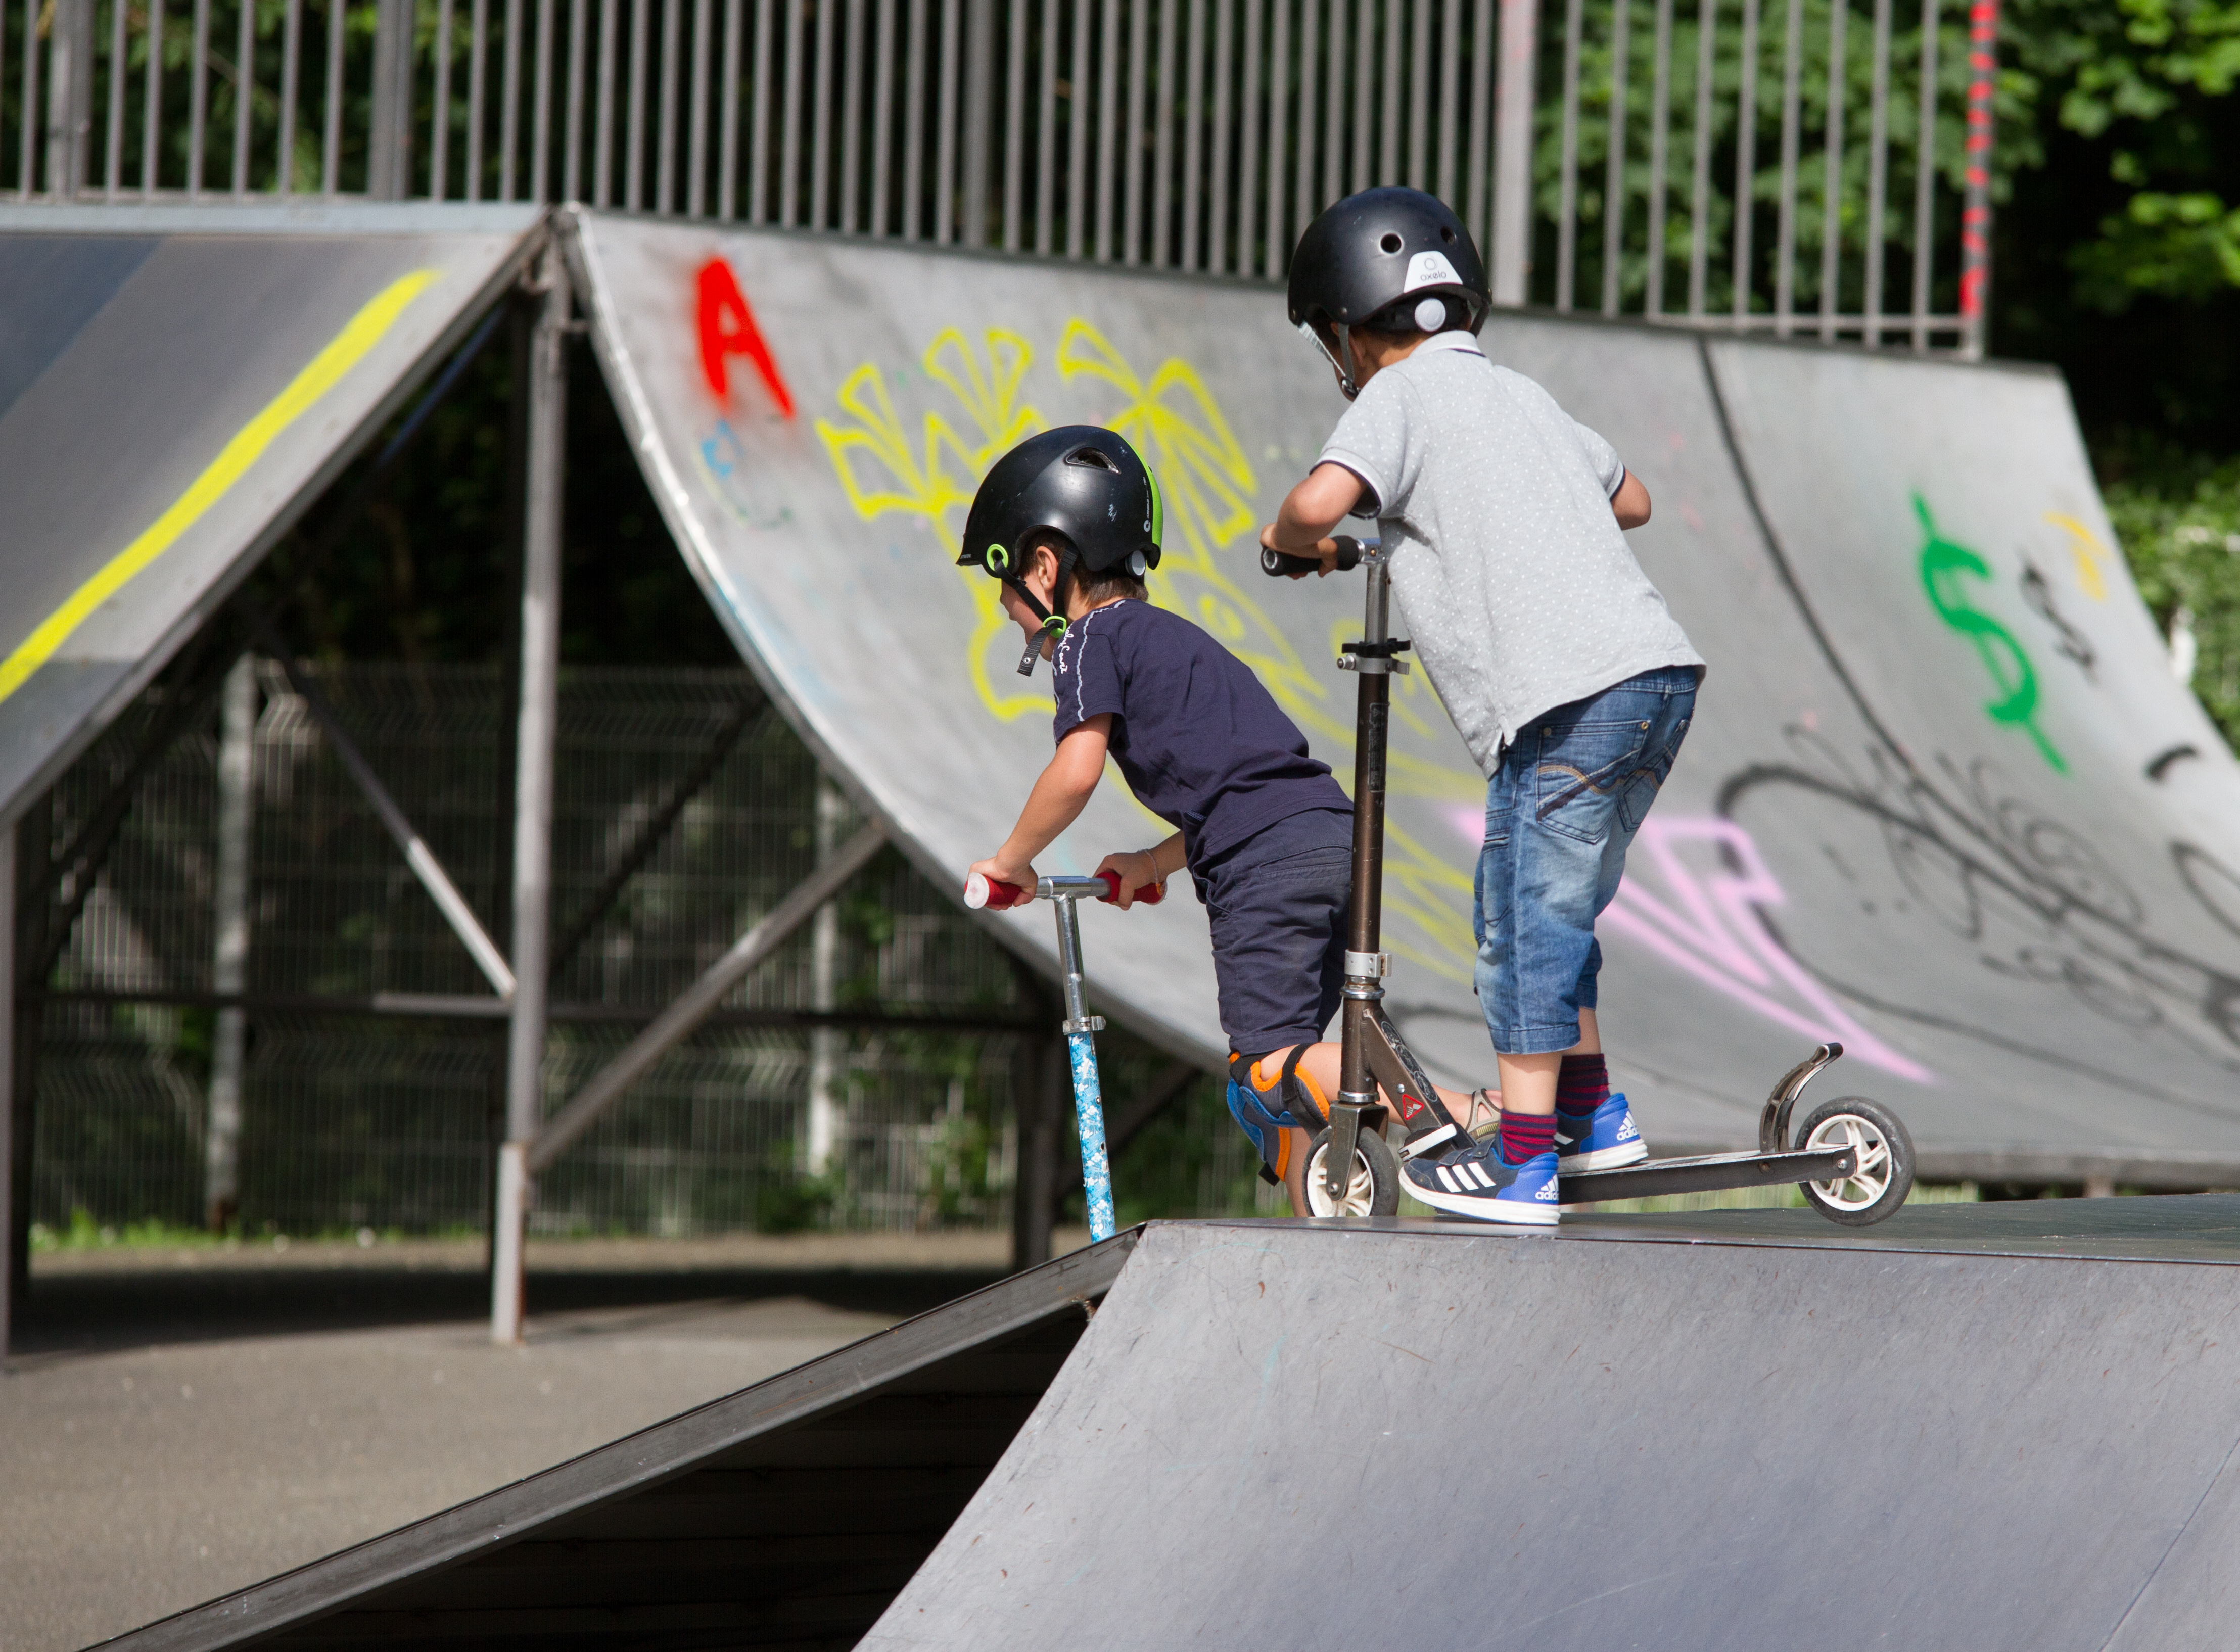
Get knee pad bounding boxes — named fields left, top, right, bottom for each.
left=1225, top=1050, right=1330, bottom=1186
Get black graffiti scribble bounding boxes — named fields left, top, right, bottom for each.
left=1695, top=344, right=2240, bottom=1096
left=2018, top=556, right=2097, bottom=679
left=2147, top=744, right=2201, bottom=782
left=1717, top=730, right=2240, bottom=1093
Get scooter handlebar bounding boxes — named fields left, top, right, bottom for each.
left=964, top=870, right=1164, bottom=910
left=1258, top=535, right=1366, bottom=578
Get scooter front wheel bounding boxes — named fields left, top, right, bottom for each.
left=1304, top=1127, right=1401, bottom=1218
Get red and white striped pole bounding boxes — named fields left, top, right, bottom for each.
left=1959, top=0, right=2000, bottom=360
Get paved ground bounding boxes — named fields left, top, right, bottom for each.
left=0, top=1232, right=1084, bottom=1652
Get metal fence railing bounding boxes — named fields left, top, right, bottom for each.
left=1, top=0, right=1996, bottom=350
left=29, top=659, right=1274, bottom=1236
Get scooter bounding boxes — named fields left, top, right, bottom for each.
left=1261, top=535, right=1916, bottom=1227
left=965, top=868, right=1163, bottom=1243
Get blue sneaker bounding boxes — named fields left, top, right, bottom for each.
left=1556, top=1093, right=1647, bottom=1171
left=1404, top=1133, right=1561, bottom=1226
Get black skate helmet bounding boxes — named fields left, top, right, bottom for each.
left=1287, top=186, right=1490, bottom=399
left=960, top=426, right=1164, bottom=674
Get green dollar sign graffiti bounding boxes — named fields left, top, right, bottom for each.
left=1916, top=494, right=2066, bottom=774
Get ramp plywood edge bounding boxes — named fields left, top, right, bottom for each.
left=89, top=1233, right=1136, bottom=1651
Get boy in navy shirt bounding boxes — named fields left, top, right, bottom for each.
left=960, top=425, right=1485, bottom=1213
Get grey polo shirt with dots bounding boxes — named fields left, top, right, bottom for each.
left=1316, top=331, right=1704, bottom=774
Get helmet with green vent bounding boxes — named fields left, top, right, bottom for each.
left=959, top=426, right=1164, bottom=593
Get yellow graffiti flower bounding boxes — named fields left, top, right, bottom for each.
left=1058, top=320, right=1476, bottom=978
left=815, top=328, right=1053, bottom=721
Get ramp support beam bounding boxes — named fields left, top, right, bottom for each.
left=252, top=624, right=516, bottom=999
left=493, top=247, right=573, bottom=1347
left=0, top=828, right=14, bottom=1358
left=526, top=822, right=889, bottom=1176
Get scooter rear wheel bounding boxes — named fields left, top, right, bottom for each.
left=1796, top=1097, right=1915, bottom=1226
left=1304, top=1127, right=1401, bottom=1218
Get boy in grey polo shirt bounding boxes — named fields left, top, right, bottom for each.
left=1263, top=186, right=1704, bottom=1226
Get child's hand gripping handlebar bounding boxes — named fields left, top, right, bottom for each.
left=1259, top=535, right=1368, bottom=578
left=963, top=870, right=1166, bottom=911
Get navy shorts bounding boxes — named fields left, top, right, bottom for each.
left=1193, top=808, right=1352, bottom=1054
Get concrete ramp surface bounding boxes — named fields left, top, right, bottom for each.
left=567, top=209, right=2240, bottom=1175
left=868, top=1216, right=2240, bottom=1651
left=85, top=1203, right=2240, bottom=1648
left=0, top=203, right=542, bottom=823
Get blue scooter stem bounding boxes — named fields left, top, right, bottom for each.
left=961, top=871, right=1141, bottom=1244
left=1068, top=1032, right=1116, bottom=1241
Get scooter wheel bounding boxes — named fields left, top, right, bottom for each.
left=1795, top=1097, right=1915, bottom=1226
left=1304, top=1127, right=1400, bottom=1218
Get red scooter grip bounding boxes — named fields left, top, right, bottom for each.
left=964, top=871, right=1164, bottom=909
left=1095, top=869, right=1165, bottom=906
left=963, top=873, right=1031, bottom=910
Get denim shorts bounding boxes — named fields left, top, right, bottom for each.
left=1475, top=666, right=1698, bottom=1055
left=1193, top=808, right=1352, bottom=1055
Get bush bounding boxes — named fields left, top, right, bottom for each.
left=2104, top=450, right=2240, bottom=750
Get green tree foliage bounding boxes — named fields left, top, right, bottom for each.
left=2105, top=452, right=2240, bottom=749
left=2008, top=0, right=2240, bottom=308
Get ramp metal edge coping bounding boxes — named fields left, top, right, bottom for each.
left=1209, top=1214, right=2240, bottom=1268
left=90, top=1230, right=1141, bottom=1652
left=0, top=202, right=550, bottom=235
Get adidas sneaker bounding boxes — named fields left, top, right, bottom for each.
left=1403, top=1131, right=1560, bottom=1226
left=1555, top=1092, right=1648, bottom=1171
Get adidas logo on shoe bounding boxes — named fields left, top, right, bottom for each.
left=1616, top=1114, right=1639, bottom=1141
left=1534, top=1178, right=1559, bottom=1201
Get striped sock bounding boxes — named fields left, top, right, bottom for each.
left=1556, top=1054, right=1609, bottom=1117
left=1497, top=1109, right=1556, bottom=1166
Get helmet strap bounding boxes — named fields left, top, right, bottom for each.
left=1298, top=319, right=1360, bottom=401
left=1006, top=541, right=1079, bottom=677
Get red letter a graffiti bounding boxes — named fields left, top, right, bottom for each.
left=696, top=258, right=795, bottom=419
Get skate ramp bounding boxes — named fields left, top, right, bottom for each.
left=868, top=1216, right=2240, bottom=1651
left=89, top=1238, right=1134, bottom=1650
left=565, top=208, right=2240, bottom=1177
left=0, top=203, right=542, bottom=825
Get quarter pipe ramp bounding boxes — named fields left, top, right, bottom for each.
left=566, top=209, right=2240, bottom=1178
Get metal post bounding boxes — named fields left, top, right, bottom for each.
left=1958, top=0, right=1996, bottom=360
left=1732, top=0, right=1760, bottom=321
left=1010, top=1017, right=1060, bottom=1269
left=962, top=0, right=992, bottom=244
left=1772, top=0, right=1802, bottom=334
left=492, top=246, right=571, bottom=1348
left=1554, top=0, right=1582, bottom=309
left=0, top=828, right=14, bottom=1358
left=1646, top=0, right=1673, bottom=315
left=8, top=800, right=49, bottom=1352
left=1600, top=0, right=1630, bottom=317
left=805, top=772, right=844, bottom=1175
left=203, top=655, right=256, bottom=1233
left=1909, top=0, right=1936, bottom=350
left=370, top=0, right=416, bottom=198
left=1817, top=0, right=1846, bottom=339
left=43, top=0, right=94, bottom=196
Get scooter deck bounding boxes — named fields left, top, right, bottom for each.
left=1559, top=1144, right=1855, bottom=1204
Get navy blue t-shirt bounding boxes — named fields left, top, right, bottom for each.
left=1049, top=600, right=1350, bottom=867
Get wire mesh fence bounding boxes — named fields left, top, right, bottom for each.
left=1, top=0, right=1990, bottom=348
left=30, top=657, right=1270, bottom=1237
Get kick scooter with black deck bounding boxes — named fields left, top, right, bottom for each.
left=1261, top=535, right=1916, bottom=1226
